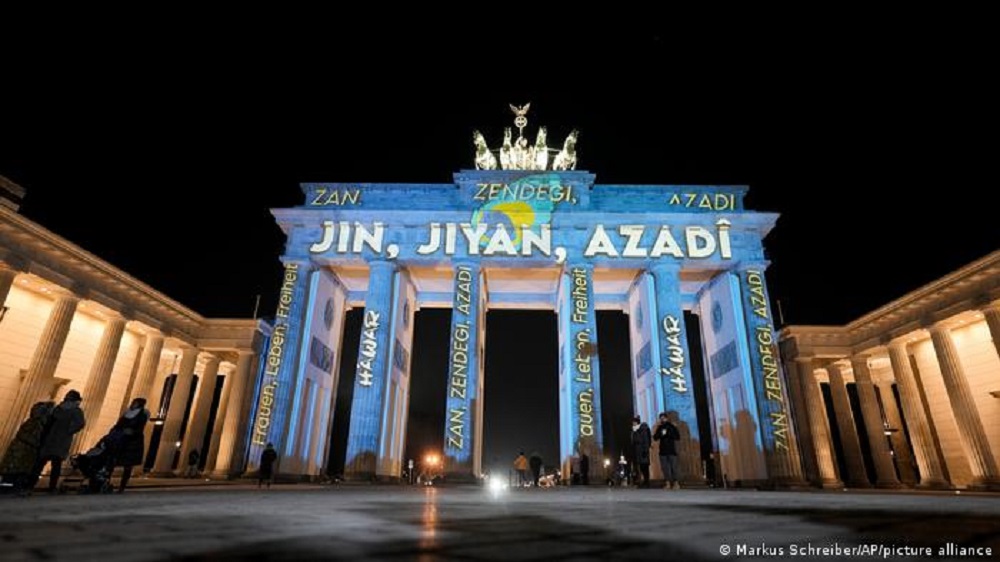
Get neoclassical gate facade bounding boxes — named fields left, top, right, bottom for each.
left=246, top=109, right=804, bottom=486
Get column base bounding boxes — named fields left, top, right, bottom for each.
left=443, top=472, right=479, bottom=484
left=916, top=478, right=951, bottom=490
left=343, top=471, right=377, bottom=482
left=767, top=477, right=812, bottom=490
left=968, top=478, right=1000, bottom=492
left=817, top=478, right=844, bottom=489
left=874, top=479, right=905, bottom=489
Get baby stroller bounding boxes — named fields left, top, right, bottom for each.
left=68, top=431, right=121, bottom=494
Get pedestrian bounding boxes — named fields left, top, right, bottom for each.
left=0, top=401, right=54, bottom=495
left=32, top=389, right=85, bottom=494
left=528, top=451, right=543, bottom=486
left=579, top=452, right=590, bottom=486
left=112, top=398, right=149, bottom=493
left=259, top=443, right=277, bottom=489
left=631, top=416, right=652, bottom=488
left=513, top=451, right=528, bottom=487
left=185, top=448, right=200, bottom=478
left=653, top=412, right=682, bottom=490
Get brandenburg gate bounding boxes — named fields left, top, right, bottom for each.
left=247, top=105, right=804, bottom=486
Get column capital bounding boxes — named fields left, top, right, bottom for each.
left=235, top=348, right=256, bottom=359
left=735, top=260, right=771, bottom=272
left=849, top=354, right=874, bottom=383
left=279, top=255, right=313, bottom=267
left=887, top=336, right=914, bottom=352
left=366, top=259, right=397, bottom=272
left=792, top=358, right=820, bottom=385
left=138, top=328, right=164, bottom=341
left=927, top=319, right=953, bottom=336
left=980, top=299, right=1000, bottom=314
left=199, top=351, right=222, bottom=366
left=648, top=261, right=679, bottom=274
left=822, top=357, right=848, bottom=368
left=96, top=308, right=129, bottom=323
left=850, top=350, right=879, bottom=363
left=566, top=261, right=595, bottom=273
left=793, top=356, right=817, bottom=371
left=46, top=284, right=82, bottom=301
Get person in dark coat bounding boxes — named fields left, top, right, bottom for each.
left=0, top=401, right=54, bottom=495
left=259, top=443, right=278, bottom=489
left=528, top=452, right=543, bottom=486
left=631, top=416, right=652, bottom=488
left=185, top=449, right=201, bottom=478
left=653, top=412, right=682, bottom=490
left=32, top=389, right=85, bottom=493
left=112, top=398, right=149, bottom=493
left=579, top=453, right=590, bottom=486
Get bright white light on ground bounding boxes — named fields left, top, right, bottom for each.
left=487, top=476, right=507, bottom=497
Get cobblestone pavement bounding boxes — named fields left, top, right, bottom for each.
left=1, top=485, right=997, bottom=561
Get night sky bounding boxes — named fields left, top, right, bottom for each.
left=3, top=30, right=996, bottom=475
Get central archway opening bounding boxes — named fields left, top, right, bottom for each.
left=402, top=308, right=450, bottom=476
left=482, top=310, right=559, bottom=483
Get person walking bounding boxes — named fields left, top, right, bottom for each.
left=631, top=416, right=652, bottom=488
left=653, top=412, right=682, bottom=490
left=579, top=452, right=590, bottom=486
left=112, top=398, right=149, bottom=493
left=528, top=451, right=543, bottom=487
left=259, top=443, right=278, bottom=489
left=33, top=390, right=85, bottom=494
left=513, top=451, right=528, bottom=487
left=0, top=401, right=54, bottom=495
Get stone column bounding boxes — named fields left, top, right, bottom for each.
left=344, top=260, right=397, bottom=479
left=0, top=290, right=80, bottom=452
left=876, top=380, right=917, bottom=485
left=442, top=262, right=484, bottom=480
left=556, top=263, right=605, bottom=483
left=210, top=350, right=256, bottom=477
left=825, top=362, right=870, bottom=487
left=886, top=340, right=949, bottom=488
left=177, top=354, right=221, bottom=475
left=129, top=332, right=165, bottom=403
left=649, top=264, right=697, bottom=482
left=850, top=354, right=902, bottom=488
left=202, top=362, right=232, bottom=474
left=785, top=358, right=818, bottom=484
left=929, top=322, right=1000, bottom=488
left=794, top=358, right=842, bottom=488
left=983, top=301, right=1000, bottom=364
left=735, top=266, right=804, bottom=486
left=246, top=260, right=311, bottom=473
left=75, top=312, right=128, bottom=452
left=151, top=345, right=199, bottom=475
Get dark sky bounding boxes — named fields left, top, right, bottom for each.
left=3, top=27, right=997, bottom=472
left=3, top=32, right=995, bottom=325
